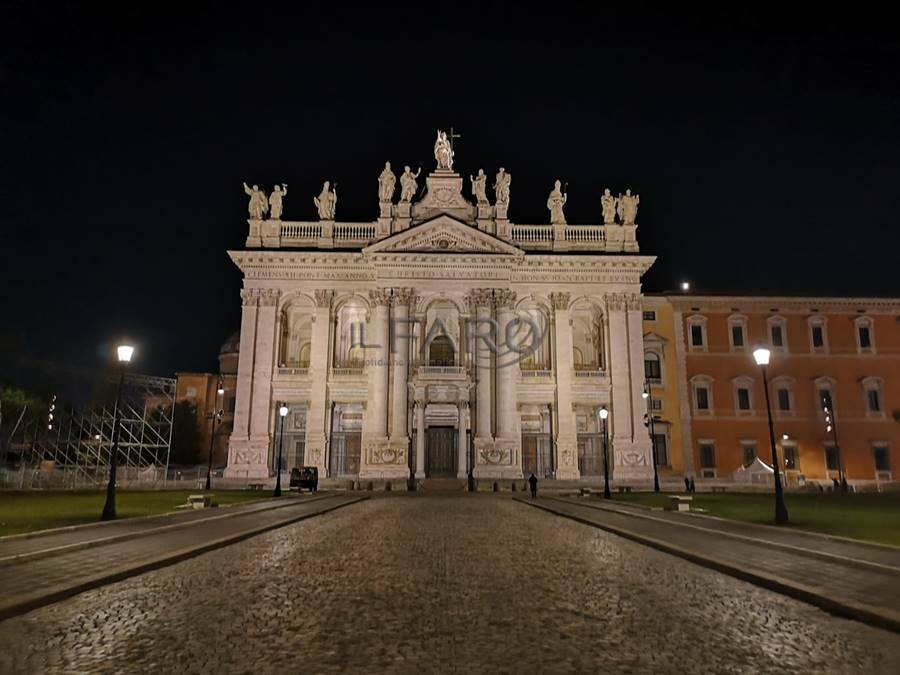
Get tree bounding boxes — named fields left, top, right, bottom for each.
left=0, top=385, right=46, bottom=467
left=169, top=400, right=202, bottom=465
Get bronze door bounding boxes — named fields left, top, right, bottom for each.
left=426, top=427, right=456, bottom=476
left=522, top=435, right=538, bottom=476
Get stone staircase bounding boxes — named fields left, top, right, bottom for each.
left=418, top=478, right=467, bottom=492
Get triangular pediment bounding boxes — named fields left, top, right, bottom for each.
left=363, top=215, right=523, bottom=256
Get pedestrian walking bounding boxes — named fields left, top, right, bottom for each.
left=528, top=472, right=538, bottom=499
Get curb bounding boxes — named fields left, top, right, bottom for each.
left=546, top=496, right=900, bottom=576
left=0, top=495, right=368, bottom=622
left=0, top=494, right=337, bottom=568
left=515, top=497, right=900, bottom=635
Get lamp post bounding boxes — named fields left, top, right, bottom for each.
left=101, top=344, right=134, bottom=521
left=823, top=397, right=847, bottom=492
left=274, top=403, right=288, bottom=497
left=642, top=382, right=661, bottom=493
left=204, top=375, right=225, bottom=491
left=752, top=347, right=789, bottom=525
left=600, top=406, right=611, bottom=499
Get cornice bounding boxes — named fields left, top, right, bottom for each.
left=666, top=294, right=900, bottom=315
left=229, top=248, right=655, bottom=284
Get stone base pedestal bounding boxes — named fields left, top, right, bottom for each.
left=223, top=436, right=270, bottom=479
left=613, top=439, right=654, bottom=481
left=495, top=218, right=511, bottom=241
left=393, top=202, right=412, bottom=232
left=246, top=218, right=264, bottom=247
left=472, top=437, right=523, bottom=479
left=359, top=438, right=410, bottom=480
left=554, top=437, right=581, bottom=480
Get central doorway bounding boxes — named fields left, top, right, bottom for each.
left=426, top=426, right=457, bottom=476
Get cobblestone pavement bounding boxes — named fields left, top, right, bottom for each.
left=2, top=494, right=899, bottom=674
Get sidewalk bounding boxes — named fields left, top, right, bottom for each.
left=0, top=493, right=366, bottom=620
left=517, top=495, right=900, bottom=633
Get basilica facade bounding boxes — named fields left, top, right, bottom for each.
left=224, top=135, right=656, bottom=483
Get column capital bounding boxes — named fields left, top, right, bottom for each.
left=494, top=289, right=517, bottom=310
left=369, top=289, right=392, bottom=307
left=240, top=289, right=258, bottom=306
left=550, top=292, right=571, bottom=311
left=604, top=292, right=627, bottom=312
left=258, top=289, right=281, bottom=307
left=470, top=288, right=495, bottom=309
left=392, top=287, right=415, bottom=307
left=314, top=289, right=334, bottom=308
left=625, top=292, right=643, bottom=311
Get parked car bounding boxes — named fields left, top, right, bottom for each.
left=289, top=466, right=318, bottom=492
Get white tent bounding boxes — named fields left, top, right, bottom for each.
left=731, top=457, right=774, bottom=484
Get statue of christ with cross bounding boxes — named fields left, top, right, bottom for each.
left=433, top=128, right=461, bottom=171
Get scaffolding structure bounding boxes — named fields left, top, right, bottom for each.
left=6, top=373, right=176, bottom=488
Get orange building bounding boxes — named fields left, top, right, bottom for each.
left=174, top=332, right=240, bottom=467
left=657, top=295, right=899, bottom=487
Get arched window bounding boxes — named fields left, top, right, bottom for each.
left=429, top=336, right=455, bottom=366
left=644, top=352, right=661, bottom=382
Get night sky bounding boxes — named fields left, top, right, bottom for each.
left=3, top=3, right=899, bottom=397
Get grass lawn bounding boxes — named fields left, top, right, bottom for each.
left=0, top=489, right=277, bottom=537
left=608, top=491, right=900, bottom=547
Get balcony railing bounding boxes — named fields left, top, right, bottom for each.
left=565, top=225, right=606, bottom=246
left=574, top=369, right=606, bottom=378
left=521, top=369, right=552, bottom=377
left=280, top=223, right=321, bottom=240
left=331, top=366, right=365, bottom=377
left=333, top=223, right=376, bottom=242
left=511, top=225, right=553, bottom=248
left=277, top=367, right=309, bottom=376
left=419, top=365, right=466, bottom=376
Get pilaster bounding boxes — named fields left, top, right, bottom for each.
left=551, top=292, right=579, bottom=479
left=304, top=289, right=333, bottom=475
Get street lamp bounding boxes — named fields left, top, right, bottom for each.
left=642, top=382, right=661, bottom=493
left=274, top=403, right=289, bottom=497
left=599, top=406, right=611, bottom=499
left=823, top=397, right=847, bottom=491
left=101, top=343, right=134, bottom=521
left=752, top=347, right=789, bottom=525
left=204, top=374, right=225, bottom=491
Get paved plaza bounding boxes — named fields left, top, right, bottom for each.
left=2, top=495, right=900, bottom=674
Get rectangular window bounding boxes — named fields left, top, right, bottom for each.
left=742, top=444, right=757, bottom=465
left=825, top=445, right=840, bottom=471
left=867, top=389, right=881, bottom=412
left=186, top=386, right=197, bottom=398
left=777, top=388, right=791, bottom=411
left=812, top=325, right=824, bottom=348
left=652, top=434, right=668, bottom=466
left=643, top=311, right=656, bottom=321
left=783, top=446, right=798, bottom=471
left=696, top=387, right=709, bottom=410
left=651, top=399, right=663, bottom=411
left=859, top=326, right=872, bottom=349
left=644, top=357, right=662, bottom=380
left=874, top=446, right=891, bottom=471
left=691, top=324, right=704, bottom=347
left=699, top=444, right=716, bottom=468
left=731, top=325, right=744, bottom=347
left=737, top=388, right=751, bottom=411
left=771, top=325, right=784, bottom=347
left=226, top=396, right=236, bottom=413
